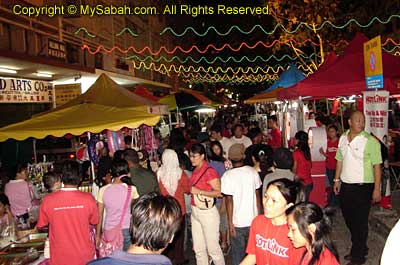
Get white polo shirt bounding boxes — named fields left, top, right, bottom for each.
left=335, top=130, right=382, bottom=184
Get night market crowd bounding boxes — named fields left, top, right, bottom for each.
left=0, top=106, right=391, bottom=265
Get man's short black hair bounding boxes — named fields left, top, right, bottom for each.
left=210, top=123, right=223, bottom=134
left=273, top=148, right=294, bottom=169
left=124, top=135, right=132, bottom=146
left=232, top=123, right=244, bottom=134
left=61, top=160, right=82, bottom=185
left=43, top=171, right=61, bottom=191
left=130, top=192, right=182, bottom=251
left=268, top=115, right=278, bottom=123
left=123, top=148, right=139, bottom=164
left=247, top=127, right=262, bottom=140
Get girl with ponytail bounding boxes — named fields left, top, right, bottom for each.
left=293, top=131, right=313, bottom=201
left=286, top=202, right=339, bottom=265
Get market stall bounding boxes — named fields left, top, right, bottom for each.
left=0, top=74, right=162, bottom=262
left=278, top=33, right=400, bottom=207
left=278, top=33, right=400, bottom=100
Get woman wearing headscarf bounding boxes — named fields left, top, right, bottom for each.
left=157, top=149, right=190, bottom=265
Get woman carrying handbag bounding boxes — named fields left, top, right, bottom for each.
left=189, top=144, right=225, bottom=265
left=96, top=160, right=139, bottom=257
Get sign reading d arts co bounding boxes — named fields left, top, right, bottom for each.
left=0, top=77, right=54, bottom=103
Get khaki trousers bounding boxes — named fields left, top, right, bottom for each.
left=191, top=206, right=225, bottom=265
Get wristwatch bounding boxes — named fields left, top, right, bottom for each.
left=333, top=178, right=341, bottom=183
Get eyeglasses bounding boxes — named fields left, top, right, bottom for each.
left=189, top=154, right=201, bottom=159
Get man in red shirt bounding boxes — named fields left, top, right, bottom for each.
left=267, top=115, right=282, bottom=150
left=37, top=160, right=98, bottom=265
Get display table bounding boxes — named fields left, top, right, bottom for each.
left=0, top=233, right=47, bottom=264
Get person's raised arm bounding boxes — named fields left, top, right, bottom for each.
left=240, top=254, right=256, bottom=265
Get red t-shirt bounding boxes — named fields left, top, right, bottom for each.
left=189, top=162, right=219, bottom=206
left=246, top=215, right=304, bottom=265
left=326, top=138, right=339, bottom=170
left=300, top=249, right=339, bottom=265
left=269, top=128, right=282, bottom=149
left=37, top=189, right=98, bottom=265
left=293, top=149, right=313, bottom=185
left=159, top=171, right=190, bottom=215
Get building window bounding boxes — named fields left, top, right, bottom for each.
left=95, top=53, right=103, bottom=69
left=66, top=42, right=80, bottom=64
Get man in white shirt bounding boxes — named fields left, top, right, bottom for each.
left=210, top=123, right=232, bottom=158
left=221, top=144, right=262, bottom=265
left=229, top=124, right=252, bottom=148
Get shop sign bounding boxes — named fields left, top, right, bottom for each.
left=363, top=36, right=383, bottom=89
left=0, top=77, right=53, bottom=103
left=147, top=105, right=169, bottom=115
left=363, top=90, right=388, bottom=141
left=55, top=84, right=81, bottom=106
left=48, top=39, right=66, bottom=60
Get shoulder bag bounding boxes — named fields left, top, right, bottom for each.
left=192, top=167, right=216, bottom=210
left=98, top=185, right=131, bottom=257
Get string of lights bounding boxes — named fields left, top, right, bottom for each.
left=124, top=53, right=318, bottom=64
left=160, top=15, right=400, bottom=36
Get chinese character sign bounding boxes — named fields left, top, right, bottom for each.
left=363, top=36, right=383, bottom=89
left=363, top=90, right=389, bottom=142
left=0, top=77, right=53, bottom=103
left=55, top=84, right=81, bottom=106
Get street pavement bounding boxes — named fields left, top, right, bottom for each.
left=332, top=210, right=386, bottom=265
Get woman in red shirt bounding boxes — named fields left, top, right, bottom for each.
left=293, top=131, right=313, bottom=201
left=189, top=143, right=224, bottom=265
left=319, top=125, right=339, bottom=207
left=157, top=149, right=190, bottom=264
left=241, top=178, right=305, bottom=265
left=287, top=202, right=339, bottom=265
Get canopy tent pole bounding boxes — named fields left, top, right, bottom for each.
left=87, top=132, right=95, bottom=181
left=325, top=98, right=329, bottom=115
left=254, top=103, right=258, bottom=122
left=131, top=129, right=134, bottom=148
left=168, top=112, right=172, bottom=131
left=313, top=100, right=316, bottom=113
left=33, top=139, right=37, bottom=164
left=340, top=100, right=344, bottom=133
left=177, top=107, right=182, bottom=127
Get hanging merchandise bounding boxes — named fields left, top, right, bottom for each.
left=113, top=131, right=125, bottom=150
left=356, top=97, right=363, bottom=111
left=76, top=146, right=89, bottom=162
left=28, top=162, right=54, bottom=182
left=87, top=135, right=100, bottom=166
left=308, top=127, right=327, bottom=161
left=106, top=130, right=117, bottom=156
left=331, top=98, right=340, bottom=114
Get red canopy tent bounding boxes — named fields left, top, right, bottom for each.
left=133, top=85, right=160, bottom=102
left=279, top=33, right=400, bottom=100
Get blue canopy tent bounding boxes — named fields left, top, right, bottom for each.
left=245, top=64, right=305, bottom=104
left=263, top=64, right=306, bottom=92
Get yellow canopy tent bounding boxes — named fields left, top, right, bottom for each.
left=0, top=74, right=164, bottom=142
left=57, top=73, right=158, bottom=110
left=0, top=104, right=160, bottom=141
left=244, top=88, right=285, bottom=104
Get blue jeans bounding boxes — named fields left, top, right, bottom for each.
left=122, top=228, right=131, bottom=251
left=230, top=226, right=250, bottom=265
left=326, top=168, right=339, bottom=206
